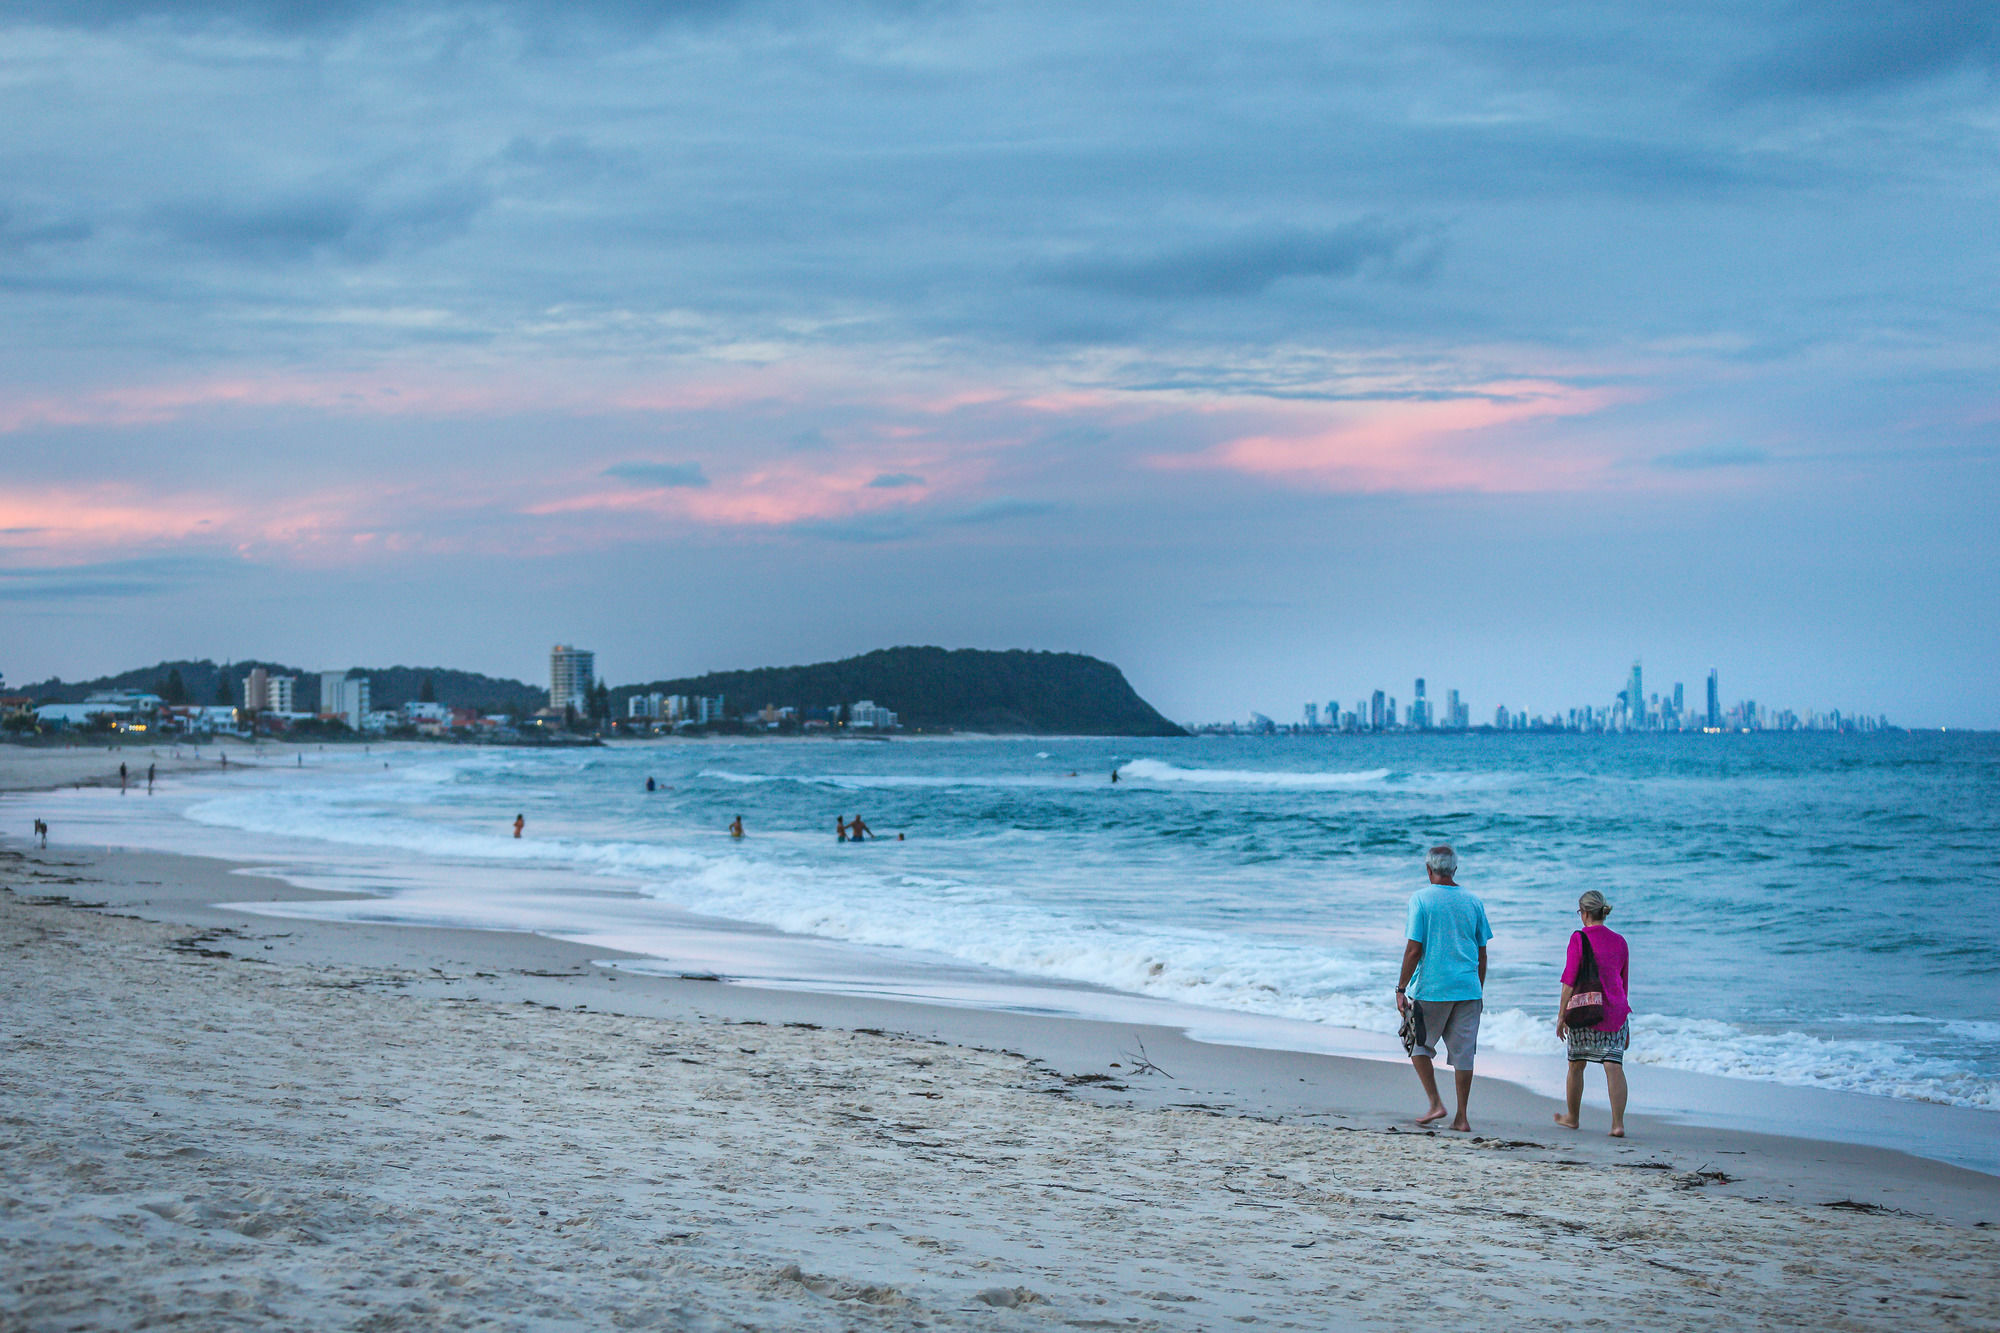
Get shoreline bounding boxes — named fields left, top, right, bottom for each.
left=4, top=839, right=1997, bottom=1328
left=6, top=740, right=1996, bottom=1182
left=14, top=836, right=2000, bottom=1224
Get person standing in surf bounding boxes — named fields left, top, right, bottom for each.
left=1554, top=889, right=1631, bottom=1137
left=1394, top=845, right=1492, bottom=1131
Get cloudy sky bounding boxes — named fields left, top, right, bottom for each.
left=2, top=1, right=1996, bottom=725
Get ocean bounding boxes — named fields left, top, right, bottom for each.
left=27, top=731, right=2000, bottom=1116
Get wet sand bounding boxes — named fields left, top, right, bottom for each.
left=2, top=832, right=1995, bottom=1330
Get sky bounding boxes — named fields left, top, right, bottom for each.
left=1, top=1, right=1996, bottom=726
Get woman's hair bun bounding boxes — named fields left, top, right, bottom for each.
left=1578, top=890, right=1612, bottom=919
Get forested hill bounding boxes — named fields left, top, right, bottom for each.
left=621, top=647, right=1185, bottom=736
left=12, top=660, right=545, bottom=715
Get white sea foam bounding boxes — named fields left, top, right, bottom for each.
left=1116, top=759, right=1392, bottom=788
left=94, top=742, right=2000, bottom=1115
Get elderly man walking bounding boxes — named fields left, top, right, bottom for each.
left=1395, top=845, right=1493, bottom=1131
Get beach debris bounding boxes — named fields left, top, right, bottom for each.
left=1673, top=1167, right=1736, bottom=1189
left=775, top=1264, right=904, bottom=1305
left=1823, top=1199, right=1911, bottom=1216
left=972, top=1286, right=1047, bottom=1308
left=1117, top=1038, right=1172, bottom=1078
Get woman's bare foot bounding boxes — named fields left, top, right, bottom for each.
left=1449, top=1117, right=1471, bottom=1132
left=1608, top=1126, right=1625, bottom=1138
left=1416, top=1104, right=1448, bottom=1126
left=1552, top=1112, right=1579, bottom=1130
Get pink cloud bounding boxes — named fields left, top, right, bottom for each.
left=1154, top=380, right=1630, bottom=492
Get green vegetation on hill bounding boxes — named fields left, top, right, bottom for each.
left=14, top=660, right=545, bottom=716
left=621, top=647, right=1185, bottom=736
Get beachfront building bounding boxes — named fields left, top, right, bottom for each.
left=550, top=645, right=594, bottom=713
left=848, top=700, right=898, bottom=730
left=241, top=668, right=296, bottom=713
left=319, top=671, right=372, bottom=729
left=628, top=692, right=666, bottom=720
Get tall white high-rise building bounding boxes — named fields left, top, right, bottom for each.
left=319, top=671, right=371, bottom=729
left=242, top=667, right=297, bottom=713
left=550, top=645, right=595, bottom=712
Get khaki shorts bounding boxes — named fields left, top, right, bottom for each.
left=1411, top=998, right=1482, bottom=1069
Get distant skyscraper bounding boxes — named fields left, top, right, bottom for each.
left=550, top=644, right=595, bottom=712
left=1446, top=688, right=1462, bottom=729
left=1302, top=702, right=1318, bottom=729
left=1706, top=668, right=1720, bottom=729
left=1626, top=661, right=1644, bottom=727
left=1370, top=690, right=1386, bottom=730
left=1413, top=677, right=1428, bottom=729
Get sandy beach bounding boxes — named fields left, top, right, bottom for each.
left=4, top=747, right=1998, bottom=1332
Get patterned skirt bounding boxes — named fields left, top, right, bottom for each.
left=1566, top=1019, right=1631, bottom=1064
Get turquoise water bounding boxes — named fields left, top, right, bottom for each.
left=40, top=730, right=2000, bottom=1110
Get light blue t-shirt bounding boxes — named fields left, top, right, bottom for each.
left=1405, top=884, right=1493, bottom=1002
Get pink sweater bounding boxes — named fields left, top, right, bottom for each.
left=1561, top=924, right=1630, bottom=1032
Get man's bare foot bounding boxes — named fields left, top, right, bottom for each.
left=1608, top=1126, right=1625, bottom=1138
left=1553, top=1112, right=1579, bottom=1130
left=1449, top=1118, right=1471, bottom=1132
left=1415, top=1105, right=1448, bottom=1126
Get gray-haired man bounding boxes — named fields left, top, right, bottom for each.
left=1395, top=845, right=1492, bottom=1131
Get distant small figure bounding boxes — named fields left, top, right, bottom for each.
left=34, top=819, right=48, bottom=848
left=896, top=832, right=904, bottom=842
left=220, top=752, right=228, bottom=768
left=297, top=753, right=303, bottom=767
left=729, top=815, right=745, bottom=839
left=513, top=813, right=525, bottom=839
left=119, top=762, right=128, bottom=793
left=1110, top=767, right=1119, bottom=784
left=836, top=817, right=849, bottom=842
left=645, top=776, right=657, bottom=792
left=147, top=763, right=155, bottom=794
left=848, top=814, right=873, bottom=842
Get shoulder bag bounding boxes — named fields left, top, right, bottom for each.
left=1563, top=929, right=1606, bottom=1030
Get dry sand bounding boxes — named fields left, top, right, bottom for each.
left=3, top=835, right=1996, bottom=1331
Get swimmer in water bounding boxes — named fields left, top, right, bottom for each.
left=729, top=815, right=745, bottom=839
left=1110, top=766, right=1119, bottom=783
left=513, top=813, right=524, bottom=838
left=836, top=816, right=849, bottom=842
left=848, top=814, right=873, bottom=842
left=646, top=776, right=656, bottom=792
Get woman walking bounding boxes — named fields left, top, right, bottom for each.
left=1554, top=890, right=1630, bottom=1137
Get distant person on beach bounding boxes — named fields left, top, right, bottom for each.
left=848, top=814, right=873, bottom=841
left=513, top=813, right=525, bottom=838
left=1554, top=890, right=1631, bottom=1137
left=34, top=819, right=47, bottom=848
left=1395, top=845, right=1492, bottom=1132
left=729, top=815, right=745, bottom=839
left=119, top=762, right=128, bottom=793
left=147, top=762, right=155, bottom=793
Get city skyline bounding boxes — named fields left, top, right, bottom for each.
left=2, top=4, right=1995, bottom=728
left=1221, top=660, right=1890, bottom=735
